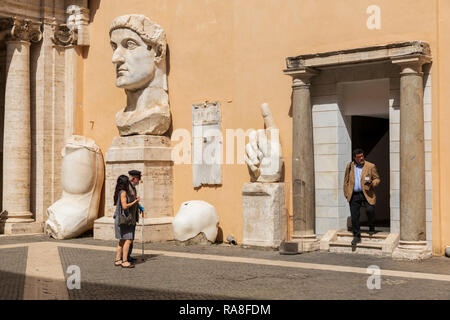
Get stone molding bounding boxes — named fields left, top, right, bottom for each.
left=0, top=17, right=42, bottom=43
left=286, top=41, right=431, bottom=70
left=0, top=0, right=66, bottom=25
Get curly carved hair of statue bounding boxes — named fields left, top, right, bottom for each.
left=109, top=14, right=167, bottom=63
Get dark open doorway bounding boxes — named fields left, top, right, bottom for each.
left=351, top=116, right=390, bottom=229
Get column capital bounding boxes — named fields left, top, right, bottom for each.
left=391, top=55, right=431, bottom=76
left=0, top=17, right=42, bottom=43
left=284, top=67, right=319, bottom=88
left=51, top=19, right=78, bottom=47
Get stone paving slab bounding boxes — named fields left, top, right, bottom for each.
left=57, top=247, right=450, bottom=300
left=58, top=247, right=236, bottom=300
left=1, top=234, right=450, bottom=276
left=0, top=246, right=27, bottom=300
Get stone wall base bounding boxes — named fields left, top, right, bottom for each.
left=0, top=221, right=44, bottom=235
left=93, top=216, right=174, bottom=243
left=392, top=240, right=433, bottom=260
left=242, top=182, right=286, bottom=248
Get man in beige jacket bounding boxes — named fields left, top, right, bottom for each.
left=343, top=149, right=380, bottom=245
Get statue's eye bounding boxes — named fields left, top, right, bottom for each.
left=110, top=42, right=117, bottom=50
left=126, top=40, right=138, bottom=49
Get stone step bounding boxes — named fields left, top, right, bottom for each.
left=321, top=229, right=400, bottom=256
left=329, top=240, right=383, bottom=250
left=336, top=230, right=389, bottom=240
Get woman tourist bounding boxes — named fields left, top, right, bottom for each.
left=113, top=175, right=140, bottom=268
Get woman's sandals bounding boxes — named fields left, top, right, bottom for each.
left=121, top=261, right=135, bottom=268
left=114, top=259, right=122, bottom=266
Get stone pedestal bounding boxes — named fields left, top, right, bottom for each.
left=93, top=135, right=174, bottom=242
left=242, top=182, right=286, bottom=248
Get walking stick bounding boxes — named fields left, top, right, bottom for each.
left=139, top=205, right=145, bottom=262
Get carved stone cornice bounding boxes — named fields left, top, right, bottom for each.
left=51, top=20, right=78, bottom=47
left=0, top=17, right=42, bottom=42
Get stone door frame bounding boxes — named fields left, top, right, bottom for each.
left=284, top=41, right=432, bottom=251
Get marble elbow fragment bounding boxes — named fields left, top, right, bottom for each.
left=172, top=200, right=219, bottom=243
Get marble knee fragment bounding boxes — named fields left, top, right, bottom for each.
left=45, top=135, right=104, bottom=239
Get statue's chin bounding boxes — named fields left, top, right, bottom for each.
left=116, top=75, right=154, bottom=91
left=116, top=79, right=136, bottom=90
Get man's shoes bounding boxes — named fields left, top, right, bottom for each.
left=351, top=237, right=361, bottom=246
left=368, top=228, right=376, bottom=236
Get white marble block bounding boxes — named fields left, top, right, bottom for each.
left=242, top=182, right=286, bottom=248
left=45, top=136, right=104, bottom=239
left=172, top=200, right=219, bottom=243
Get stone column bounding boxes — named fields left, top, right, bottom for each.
left=392, top=56, right=432, bottom=260
left=1, top=18, right=42, bottom=234
left=284, top=68, right=320, bottom=252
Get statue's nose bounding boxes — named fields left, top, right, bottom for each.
left=112, top=48, right=125, bottom=64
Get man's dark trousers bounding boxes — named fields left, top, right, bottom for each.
left=350, top=191, right=375, bottom=238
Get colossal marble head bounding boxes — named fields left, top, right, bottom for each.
left=109, top=14, right=171, bottom=136
left=110, top=14, right=167, bottom=90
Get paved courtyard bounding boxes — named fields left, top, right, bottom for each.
left=1, top=234, right=450, bottom=300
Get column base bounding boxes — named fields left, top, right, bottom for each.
left=93, top=216, right=174, bottom=243
left=392, top=240, right=432, bottom=261
left=291, top=233, right=320, bottom=253
left=0, top=210, right=43, bottom=235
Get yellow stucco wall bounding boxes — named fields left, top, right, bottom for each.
left=79, top=0, right=448, bottom=254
